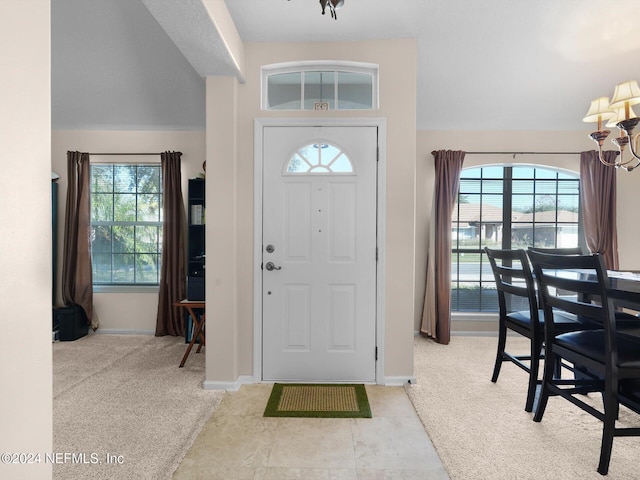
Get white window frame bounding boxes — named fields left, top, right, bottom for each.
left=261, top=61, right=379, bottom=111
left=90, top=162, right=163, bottom=291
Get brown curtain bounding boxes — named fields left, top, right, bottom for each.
left=62, top=151, right=98, bottom=329
left=580, top=150, right=619, bottom=270
left=155, top=151, right=187, bottom=336
left=420, top=150, right=465, bottom=345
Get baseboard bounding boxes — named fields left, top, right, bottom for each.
left=384, top=376, right=416, bottom=386
left=452, top=331, right=498, bottom=337
left=202, top=375, right=256, bottom=391
left=414, top=330, right=498, bottom=338
left=93, top=329, right=156, bottom=335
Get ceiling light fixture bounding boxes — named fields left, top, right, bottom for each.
left=583, top=80, right=640, bottom=171
left=320, top=0, right=343, bottom=19
left=288, top=0, right=344, bottom=19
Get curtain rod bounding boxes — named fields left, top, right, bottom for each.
left=87, top=152, right=167, bottom=156
left=465, top=151, right=581, bottom=155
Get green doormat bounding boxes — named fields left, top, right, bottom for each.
left=264, top=383, right=372, bottom=418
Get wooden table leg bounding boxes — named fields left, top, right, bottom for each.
left=179, top=307, right=205, bottom=368
left=195, top=313, right=205, bottom=353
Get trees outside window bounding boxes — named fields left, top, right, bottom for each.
left=90, top=164, right=163, bottom=285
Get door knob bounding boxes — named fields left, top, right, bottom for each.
left=265, top=261, right=282, bottom=271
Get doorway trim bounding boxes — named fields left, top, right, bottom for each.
left=253, top=118, right=387, bottom=385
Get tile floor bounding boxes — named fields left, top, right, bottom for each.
left=173, top=383, right=449, bottom=480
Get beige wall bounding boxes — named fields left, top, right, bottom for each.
left=415, top=129, right=640, bottom=333
left=51, top=130, right=205, bottom=332
left=205, top=76, right=241, bottom=383
left=0, top=2, right=52, bottom=479
left=204, top=38, right=418, bottom=386
left=616, top=166, right=640, bottom=269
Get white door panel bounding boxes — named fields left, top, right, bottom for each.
left=262, top=126, right=377, bottom=382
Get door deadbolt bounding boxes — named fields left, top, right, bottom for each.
left=265, top=261, right=282, bottom=271
left=266, top=244, right=275, bottom=253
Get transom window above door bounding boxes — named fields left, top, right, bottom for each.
left=285, top=143, right=354, bottom=174
left=262, top=61, right=379, bottom=111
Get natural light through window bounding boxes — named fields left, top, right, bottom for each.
left=285, top=143, right=354, bottom=174
left=451, top=165, right=581, bottom=312
left=262, top=61, right=378, bottom=111
left=90, top=164, right=163, bottom=286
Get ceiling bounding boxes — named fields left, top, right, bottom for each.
left=52, top=0, right=640, bottom=131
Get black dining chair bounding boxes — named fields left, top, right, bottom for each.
left=528, top=247, right=586, bottom=315
left=485, top=247, right=589, bottom=412
left=528, top=246, right=584, bottom=256
left=528, top=250, right=640, bottom=475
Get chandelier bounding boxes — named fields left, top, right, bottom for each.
left=320, top=0, right=344, bottom=19
left=583, top=80, right=640, bottom=171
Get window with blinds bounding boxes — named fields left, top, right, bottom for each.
left=451, top=165, right=581, bottom=312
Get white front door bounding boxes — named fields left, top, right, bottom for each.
left=262, top=125, right=378, bottom=382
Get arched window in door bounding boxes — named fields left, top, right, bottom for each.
left=285, top=143, right=354, bottom=174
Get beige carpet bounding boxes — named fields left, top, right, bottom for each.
left=53, top=334, right=224, bottom=480
left=408, top=335, right=640, bottom=480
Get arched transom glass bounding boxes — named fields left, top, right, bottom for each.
left=262, top=61, right=378, bottom=111
left=286, top=143, right=354, bottom=174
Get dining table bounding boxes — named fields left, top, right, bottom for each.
left=560, top=269, right=640, bottom=310
left=546, top=269, right=640, bottom=339
left=606, top=271, right=640, bottom=309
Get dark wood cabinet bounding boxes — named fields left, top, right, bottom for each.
left=187, top=178, right=205, bottom=301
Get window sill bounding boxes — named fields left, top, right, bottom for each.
left=93, top=285, right=160, bottom=294
left=452, top=312, right=498, bottom=322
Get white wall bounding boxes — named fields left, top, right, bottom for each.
left=0, top=2, right=52, bottom=479
left=51, top=130, right=205, bottom=332
left=415, top=129, right=640, bottom=333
